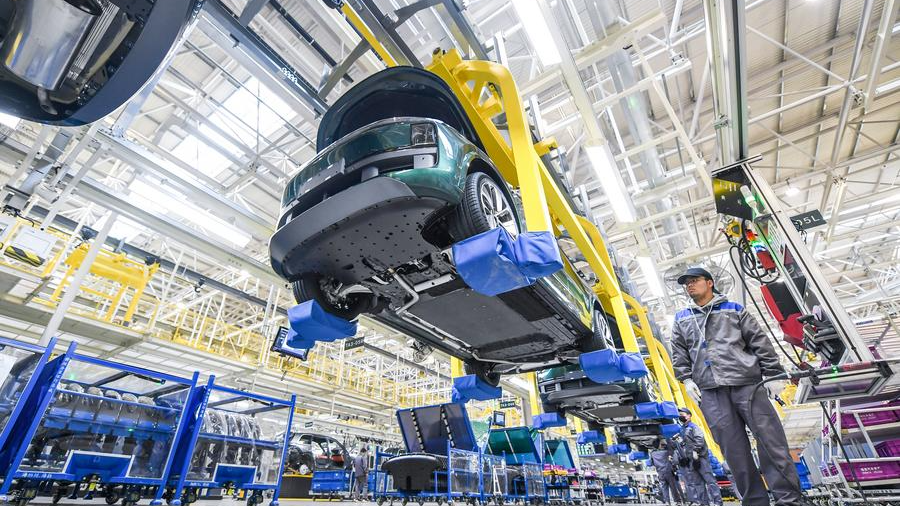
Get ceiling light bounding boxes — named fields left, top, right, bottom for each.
left=785, top=181, right=800, bottom=197
left=585, top=144, right=636, bottom=222
left=0, top=112, right=20, bottom=129
left=876, top=78, right=900, bottom=95
left=636, top=256, right=666, bottom=298
left=511, top=0, right=561, bottom=66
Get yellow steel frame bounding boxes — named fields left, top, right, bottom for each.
left=336, top=13, right=719, bottom=441
left=48, top=243, right=159, bottom=324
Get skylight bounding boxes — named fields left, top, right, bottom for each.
left=171, top=78, right=291, bottom=180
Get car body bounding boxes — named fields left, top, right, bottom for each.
left=269, top=67, right=609, bottom=382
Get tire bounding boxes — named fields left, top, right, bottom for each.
left=464, top=361, right=501, bottom=387
left=292, top=273, right=375, bottom=321
left=580, top=309, right=613, bottom=352
left=450, top=172, right=520, bottom=241
left=106, top=494, right=120, bottom=505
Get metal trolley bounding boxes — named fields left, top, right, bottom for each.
left=164, top=378, right=295, bottom=506
left=484, top=427, right=545, bottom=505
left=0, top=344, right=198, bottom=506
left=542, top=439, right=578, bottom=505
left=375, top=403, right=487, bottom=506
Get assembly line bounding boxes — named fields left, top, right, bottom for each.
left=0, top=1, right=899, bottom=506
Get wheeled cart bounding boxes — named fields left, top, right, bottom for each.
left=0, top=345, right=198, bottom=506
left=375, top=403, right=486, bottom=506
left=484, top=426, right=545, bottom=504
left=163, top=379, right=295, bottom=506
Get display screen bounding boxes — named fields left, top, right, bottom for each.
left=491, top=411, right=506, bottom=427
left=712, top=164, right=754, bottom=221
left=271, top=326, right=310, bottom=361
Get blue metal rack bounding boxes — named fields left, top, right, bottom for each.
left=164, top=377, right=295, bottom=506
left=0, top=344, right=198, bottom=506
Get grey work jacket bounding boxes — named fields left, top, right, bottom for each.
left=670, top=294, right=784, bottom=390
left=650, top=449, right=675, bottom=476
left=679, top=421, right=709, bottom=458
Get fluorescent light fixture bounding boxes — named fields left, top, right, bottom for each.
left=785, top=183, right=800, bottom=197
left=876, top=78, right=900, bottom=95
left=129, top=179, right=252, bottom=248
left=636, top=256, right=666, bottom=298
left=511, top=0, right=561, bottom=66
left=0, top=112, right=20, bottom=129
left=585, top=144, right=636, bottom=222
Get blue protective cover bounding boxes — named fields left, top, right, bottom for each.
left=579, top=349, right=625, bottom=383
left=618, top=352, right=649, bottom=378
left=603, top=485, right=633, bottom=498
left=451, top=374, right=502, bottom=403
left=287, top=300, right=357, bottom=348
left=576, top=430, right=605, bottom=445
left=659, top=401, right=679, bottom=418
left=660, top=424, right=681, bottom=438
left=452, top=228, right=562, bottom=296
left=396, top=403, right=477, bottom=455
left=629, top=451, right=648, bottom=460
left=634, top=402, right=662, bottom=420
left=532, top=412, right=567, bottom=429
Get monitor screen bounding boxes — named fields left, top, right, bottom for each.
left=492, top=411, right=506, bottom=427
left=271, top=326, right=310, bottom=361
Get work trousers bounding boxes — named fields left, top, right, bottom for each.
left=658, top=472, right=684, bottom=504
left=695, top=456, right=724, bottom=505
left=352, top=474, right=367, bottom=500
left=678, top=465, right=702, bottom=503
left=700, top=385, right=802, bottom=506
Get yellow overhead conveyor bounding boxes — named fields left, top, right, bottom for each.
left=335, top=7, right=720, bottom=458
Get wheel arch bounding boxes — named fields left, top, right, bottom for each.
left=465, top=156, right=524, bottom=230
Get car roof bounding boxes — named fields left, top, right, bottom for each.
left=317, top=66, right=483, bottom=152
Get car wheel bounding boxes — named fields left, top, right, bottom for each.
left=464, top=361, right=501, bottom=387
left=581, top=309, right=613, bottom=352
left=292, top=273, right=374, bottom=321
left=451, top=172, right=520, bottom=241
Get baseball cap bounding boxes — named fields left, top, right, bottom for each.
left=677, top=267, right=721, bottom=294
left=677, top=407, right=691, bottom=414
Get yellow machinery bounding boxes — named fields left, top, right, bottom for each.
left=337, top=6, right=722, bottom=457
left=47, top=242, right=159, bottom=325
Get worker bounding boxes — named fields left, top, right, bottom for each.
left=678, top=408, right=723, bottom=506
left=351, top=447, right=369, bottom=501
left=672, top=432, right=703, bottom=505
left=650, top=439, right=684, bottom=505
left=671, top=267, right=803, bottom=506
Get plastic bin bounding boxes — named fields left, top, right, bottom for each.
left=875, top=440, right=900, bottom=458
left=834, top=461, right=900, bottom=482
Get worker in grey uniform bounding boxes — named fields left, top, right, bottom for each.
left=650, top=438, right=684, bottom=505
left=351, top=447, right=369, bottom=501
left=671, top=267, right=802, bottom=506
left=678, top=407, right=722, bottom=506
left=672, top=432, right=702, bottom=505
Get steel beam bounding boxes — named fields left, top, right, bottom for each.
left=96, top=129, right=275, bottom=239
left=200, top=0, right=327, bottom=119
left=701, top=0, right=749, bottom=164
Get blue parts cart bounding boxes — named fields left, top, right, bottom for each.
left=542, top=439, right=578, bottom=505
left=165, top=378, right=295, bottom=506
left=484, top=427, right=545, bottom=504
left=376, top=403, right=481, bottom=506
left=0, top=349, right=197, bottom=506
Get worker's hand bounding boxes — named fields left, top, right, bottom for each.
left=683, top=379, right=702, bottom=405
left=766, top=379, right=787, bottom=400
left=692, top=451, right=699, bottom=461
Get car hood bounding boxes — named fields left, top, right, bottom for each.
left=317, top=66, right=483, bottom=151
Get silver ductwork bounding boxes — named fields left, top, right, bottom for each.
left=1, top=0, right=102, bottom=96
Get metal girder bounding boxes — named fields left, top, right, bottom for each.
left=701, top=0, right=749, bottom=164
left=343, top=0, right=420, bottom=66
left=96, top=129, right=275, bottom=239
left=518, top=12, right=666, bottom=98
left=73, top=176, right=281, bottom=285
left=200, top=0, right=327, bottom=119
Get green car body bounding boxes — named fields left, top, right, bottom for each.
left=269, top=66, right=602, bottom=378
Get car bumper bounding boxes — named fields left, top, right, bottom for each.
left=270, top=176, right=445, bottom=283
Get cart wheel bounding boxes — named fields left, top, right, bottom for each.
left=52, top=490, right=65, bottom=504
left=376, top=498, right=385, bottom=506
left=106, top=493, right=120, bottom=505
left=401, top=499, right=408, bottom=506
left=417, top=500, right=425, bottom=506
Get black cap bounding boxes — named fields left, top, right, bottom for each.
left=677, top=267, right=721, bottom=294
left=677, top=407, right=691, bottom=414
left=676, top=267, right=713, bottom=285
